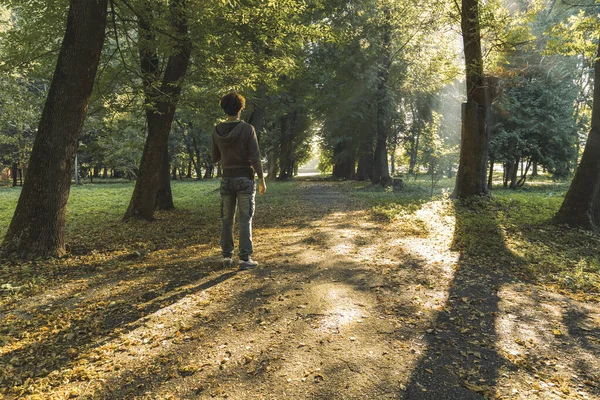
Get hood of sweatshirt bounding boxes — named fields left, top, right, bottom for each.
left=214, top=121, right=245, bottom=145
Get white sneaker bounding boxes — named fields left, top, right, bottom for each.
left=239, top=258, right=258, bottom=270
left=222, top=257, right=233, bottom=267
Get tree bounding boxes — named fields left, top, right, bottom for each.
left=555, top=39, right=600, bottom=230
left=123, top=0, right=191, bottom=221
left=2, top=0, right=109, bottom=258
left=453, top=0, right=490, bottom=198
left=489, top=68, right=579, bottom=187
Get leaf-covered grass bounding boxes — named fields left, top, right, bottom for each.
left=1, top=176, right=599, bottom=298
left=356, top=175, right=599, bottom=297
left=0, top=177, right=599, bottom=399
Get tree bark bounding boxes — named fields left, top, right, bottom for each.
left=332, top=141, right=355, bottom=179
left=555, top=40, right=600, bottom=230
left=137, top=1, right=174, bottom=212
left=267, top=151, right=278, bottom=180
left=124, top=0, right=191, bottom=220
left=372, top=8, right=392, bottom=184
left=356, top=151, right=373, bottom=182
left=247, top=85, right=266, bottom=141
left=453, top=0, right=490, bottom=199
left=156, top=147, right=175, bottom=210
left=487, top=158, right=494, bottom=190
left=278, top=113, right=296, bottom=180
left=509, top=157, right=519, bottom=189
left=2, top=0, right=108, bottom=258
left=11, top=164, right=18, bottom=187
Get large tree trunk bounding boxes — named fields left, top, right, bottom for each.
left=137, top=0, right=175, bottom=212
left=555, top=40, right=600, bottom=230
left=124, top=0, right=191, bottom=221
left=356, top=151, right=374, bottom=182
left=332, top=142, right=355, bottom=180
left=2, top=0, right=108, bottom=258
left=156, top=147, right=175, bottom=210
left=372, top=9, right=392, bottom=184
left=453, top=0, right=489, bottom=199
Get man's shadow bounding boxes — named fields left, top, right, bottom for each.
left=404, top=199, right=519, bottom=399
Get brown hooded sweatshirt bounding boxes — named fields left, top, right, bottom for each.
left=212, top=121, right=264, bottom=179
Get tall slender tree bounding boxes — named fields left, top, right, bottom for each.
left=372, top=7, right=392, bottom=185
left=137, top=1, right=175, bottom=211
left=453, top=0, right=490, bottom=198
left=124, top=0, right=191, bottom=221
left=555, top=39, right=600, bottom=230
left=2, top=0, right=109, bottom=258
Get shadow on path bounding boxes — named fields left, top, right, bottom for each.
left=404, top=200, right=519, bottom=399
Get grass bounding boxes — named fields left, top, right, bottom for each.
left=1, top=176, right=599, bottom=298
left=342, top=174, right=599, bottom=296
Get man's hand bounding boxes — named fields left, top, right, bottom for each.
left=258, top=178, right=267, bottom=195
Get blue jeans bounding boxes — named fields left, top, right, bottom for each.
left=220, top=177, right=255, bottom=260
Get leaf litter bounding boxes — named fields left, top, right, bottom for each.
left=0, top=180, right=598, bottom=399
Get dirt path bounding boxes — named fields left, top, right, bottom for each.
left=1, top=181, right=599, bottom=399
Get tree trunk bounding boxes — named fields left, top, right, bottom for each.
left=372, top=8, right=391, bottom=184
left=156, top=147, right=175, bottom=210
left=267, top=151, right=278, bottom=180
left=332, top=142, right=355, bottom=179
left=247, top=86, right=266, bottom=141
left=356, top=151, right=373, bottom=182
left=203, top=163, right=214, bottom=179
left=531, top=162, right=538, bottom=177
left=193, top=151, right=202, bottom=179
left=453, top=0, right=489, bottom=199
left=487, top=158, right=494, bottom=190
left=74, top=153, right=80, bottom=185
left=124, top=0, right=191, bottom=221
left=2, top=0, right=108, bottom=258
left=555, top=39, right=600, bottom=230
left=509, top=157, right=519, bottom=189
left=11, top=164, right=18, bottom=187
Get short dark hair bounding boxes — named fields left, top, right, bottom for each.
left=220, top=91, right=246, bottom=116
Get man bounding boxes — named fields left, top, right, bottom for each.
left=212, top=91, right=267, bottom=270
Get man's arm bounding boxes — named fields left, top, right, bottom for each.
left=248, top=125, right=267, bottom=194
left=248, top=126, right=264, bottom=180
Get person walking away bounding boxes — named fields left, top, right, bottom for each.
left=212, top=91, right=267, bottom=270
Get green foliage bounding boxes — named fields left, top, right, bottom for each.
left=546, top=9, right=599, bottom=61
left=489, top=68, right=579, bottom=179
